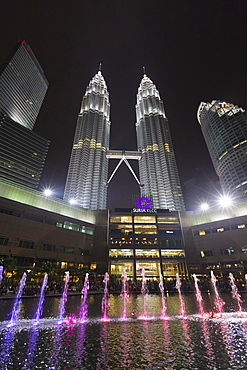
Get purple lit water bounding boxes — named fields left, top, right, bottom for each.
left=101, top=272, right=109, bottom=321
left=159, top=273, right=167, bottom=319
left=0, top=266, right=3, bottom=283
left=229, top=272, right=243, bottom=312
left=33, top=273, right=48, bottom=325
left=193, top=274, right=205, bottom=316
left=79, top=273, right=89, bottom=322
left=120, top=268, right=129, bottom=319
left=210, top=270, right=225, bottom=314
left=175, top=273, right=186, bottom=317
left=58, top=271, right=70, bottom=323
left=8, top=272, right=27, bottom=327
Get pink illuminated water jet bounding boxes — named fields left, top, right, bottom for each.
left=210, top=271, right=225, bottom=315
left=229, top=272, right=243, bottom=313
left=193, top=274, right=205, bottom=316
left=139, top=269, right=148, bottom=319
left=159, top=273, right=168, bottom=319
left=120, top=269, right=129, bottom=319
left=101, top=272, right=110, bottom=322
left=175, top=273, right=186, bottom=318
left=79, top=273, right=89, bottom=322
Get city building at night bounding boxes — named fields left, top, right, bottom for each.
left=64, top=70, right=110, bottom=210
left=0, top=40, right=48, bottom=130
left=0, top=114, right=49, bottom=188
left=197, top=100, right=247, bottom=200
left=136, top=74, right=185, bottom=210
left=109, top=207, right=187, bottom=281
left=0, top=178, right=108, bottom=274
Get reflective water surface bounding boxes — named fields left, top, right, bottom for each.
left=1, top=293, right=247, bottom=369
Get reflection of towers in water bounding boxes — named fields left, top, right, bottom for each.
left=64, top=70, right=110, bottom=210
left=135, top=74, right=185, bottom=210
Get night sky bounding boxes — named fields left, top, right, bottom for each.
left=1, top=1, right=247, bottom=211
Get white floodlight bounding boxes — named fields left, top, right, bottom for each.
left=44, top=189, right=52, bottom=197
left=200, top=203, right=209, bottom=211
left=69, top=198, right=76, bottom=205
left=218, top=195, right=233, bottom=207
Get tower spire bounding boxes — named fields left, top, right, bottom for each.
left=143, top=66, right=146, bottom=76
left=99, top=63, right=102, bottom=72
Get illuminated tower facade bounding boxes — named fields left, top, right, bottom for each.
left=135, top=74, right=185, bottom=210
left=198, top=100, right=247, bottom=199
left=64, top=70, right=110, bottom=210
left=0, top=40, right=48, bottom=130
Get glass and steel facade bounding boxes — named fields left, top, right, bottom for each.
left=0, top=114, right=50, bottom=188
left=109, top=209, right=187, bottom=280
left=197, top=100, right=247, bottom=199
left=135, top=74, right=185, bottom=210
left=64, top=71, right=110, bottom=210
left=0, top=40, right=48, bottom=130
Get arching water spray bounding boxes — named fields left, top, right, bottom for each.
left=210, top=271, right=225, bottom=315
left=8, top=272, right=27, bottom=327
left=193, top=274, right=205, bottom=316
left=101, top=272, right=110, bottom=322
left=176, top=273, right=186, bottom=318
left=159, top=273, right=167, bottom=319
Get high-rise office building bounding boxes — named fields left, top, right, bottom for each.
left=0, top=114, right=49, bottom=188
left=135, top=74, right=185, bottom=210
left=0, top=40, right=48, bottom=130
left=64, top=70, right=111, bottom=210
left=0, top=40, right=49, bottom=188
left=197, top=100, right=247, bottom=199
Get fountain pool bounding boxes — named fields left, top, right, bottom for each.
left=1, top=273, right=247, bottom=369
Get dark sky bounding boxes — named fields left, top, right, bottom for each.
left=1, top=1, right=247, bottom=210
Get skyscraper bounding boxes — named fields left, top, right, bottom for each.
left=135, top=74, right=185, bottom=210
left=0, top=114, right=49, bottom=188
left=197, top=100, right=247, bottom=199
left=64, top=70, right=110, bottom=210
left=0, top=40, right=48, bottom=130
left=0, top=40, right=49, bottom=188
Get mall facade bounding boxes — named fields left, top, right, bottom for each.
left=1, top=179, right=247, bottom=280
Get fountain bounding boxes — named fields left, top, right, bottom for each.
left=0, top=265, right=3, bottom=283
left=210, top=270, right=225, bottom=315
left=79, top=272, right=89, bottom=322
left=7, top=272, right=27, bottom=327
left=1, top=271, right=247, bottom=369
left=229, top=272, right=243, bottom=313
left=33, top=273, right=48, bottom=325
left=175, top=273, right=186, bottom=318
left=101, top=272, right=110, bottom=322
left=193, top=274, right=205, bottom=316
left=139, top=268, right=148, bottom=319
left=120, top=268, right=129, bottom=320
left=159, top=272, right=167, bottom=319
left=57, top=271, right=70, bottom=324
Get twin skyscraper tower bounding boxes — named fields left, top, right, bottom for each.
left=63, top=69, right=185, bottom=211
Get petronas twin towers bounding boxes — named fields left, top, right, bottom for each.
left=64, top=70, right=185, bottom=211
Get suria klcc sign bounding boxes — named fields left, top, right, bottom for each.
left=133, top=196, right=156, bottom=213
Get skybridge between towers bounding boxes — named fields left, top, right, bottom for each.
left=106, top=150, right=141, bottom=185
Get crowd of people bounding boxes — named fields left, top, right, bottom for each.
left=0, top=276, right=246, bottom=297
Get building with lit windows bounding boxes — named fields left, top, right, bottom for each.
left=0, top=40, right=48, bottom=130
left=197, top=100, right=247, bottom=199
left=135, top=74, right=185, bottom=210
left=64, top=70, right=110, bottom=210
left=0, top=40, right=50, bottom=189
left=109, top=208, right=187, bottom=280
left=0, top=178, right=108, bottom=274
left=181, top=203, right=247, bottom=278
left=0, top=114, right=49, bottom=188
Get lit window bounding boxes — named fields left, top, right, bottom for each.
left=199, top=231, right=206, bottom=236
left=238, top=224, right=246, bottom=229
left=217, top=228, right=224, bottom=232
